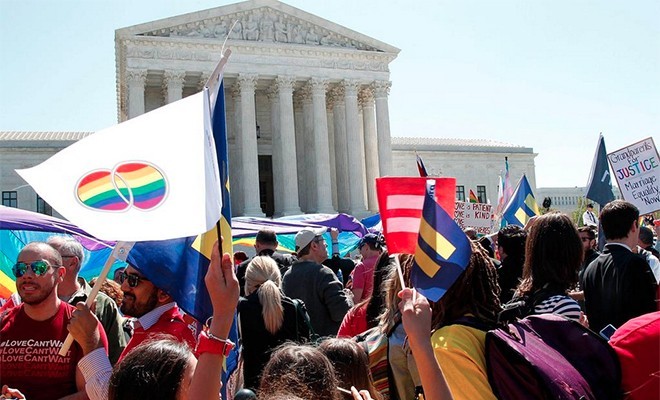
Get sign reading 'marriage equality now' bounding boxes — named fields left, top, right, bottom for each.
left=608, top=137, right=660, bottom=215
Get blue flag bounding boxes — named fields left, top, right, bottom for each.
left=411, top=181, right=472, bottom=302
left=124, top=52, right=239, bottom=398
left=502, top=174, right=539, bottom=227
left=207, top=63, right=233, bottom=255
left=585, top=134, right=615, bottom=206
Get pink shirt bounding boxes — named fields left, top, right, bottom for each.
left=351, top=255, right=379, bottom=300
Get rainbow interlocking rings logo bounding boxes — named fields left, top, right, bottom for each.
left=75, top=162, right=168, bottom=212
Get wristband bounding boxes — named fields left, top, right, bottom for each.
left=195, top=331, right=235, bottom=357
left=332, top=241, right=339, bottom=255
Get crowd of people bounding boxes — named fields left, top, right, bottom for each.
left=1, top=199, right=659, bottom=399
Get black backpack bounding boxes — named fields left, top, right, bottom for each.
left=498, top=285, right=565, bottom=324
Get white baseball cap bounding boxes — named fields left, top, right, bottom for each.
left=294, top=227, right=328, bottom=251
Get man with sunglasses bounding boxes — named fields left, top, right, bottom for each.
left=0, top=242, right=108, bottom=400
left=47, top=236, right=127, bottom=366
left=67, top=264, right=195, bottom=400
left=282, top=227, right=352, bottom=337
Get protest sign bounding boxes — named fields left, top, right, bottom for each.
left=454, top=201, right=493, bottom=234
left=608, top=137, right=660, bottom=215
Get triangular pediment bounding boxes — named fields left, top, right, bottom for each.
left=116, top=0, right=399, bottom=54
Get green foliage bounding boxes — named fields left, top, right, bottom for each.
left=572, top=197, right=589, bottom=225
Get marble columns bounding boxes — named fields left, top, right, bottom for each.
left=127, top=69, right=147, bottom=119
left=236, top=73, right=264, bottom=216
left=331, top=86, right=350, bottom=213
left=266, top=85, right=283, bottom=217
left=343, top=79, right=367, bottom=216
left=309, top=78, right=334, bottom=213
left=373, top=80, right=393, bottom=177
left=275, top=76, right=302, bottom=215
left=360, top=87, right=380, bottom=212
left=163, top=70, right=185, bottom=104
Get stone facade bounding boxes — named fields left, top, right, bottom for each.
left=0, top=0, right=544, bottom=220
left=115, top=0, right=400, bottom=217
left=536, top=186, right=622, bottom=216
left=0, top=132, right=94, bottom=218
left=392, top=137, right=537, bottom=204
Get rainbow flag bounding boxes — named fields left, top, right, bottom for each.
left=76, top=163, right=167, bottom=211
left=0, top=206, right=123, bottom=300
left=469, top=189, right=479, bottom=203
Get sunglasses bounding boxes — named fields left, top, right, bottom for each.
left=119, top=272, right=149, bottom=288
left=12, top=260, right=55, bottom=278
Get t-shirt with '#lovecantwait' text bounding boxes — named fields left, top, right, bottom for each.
left=0, top=301, right=108, bottom=400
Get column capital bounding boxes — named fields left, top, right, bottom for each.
left=163, top=70, right=186, bottom=85
left=197, top=72, right=210, bottom=91
left=308, top=77, right=329, bottom=94
left=330, top=85, right=345, bottom=101
left=372, top=80, right=392, bottom=98
left=341, top=79, right=361, bottom=96
left=126, top=69, right=147, bottom=85
left=237, top=73, right=258, bottom=92
left=275, top=75, right=296, bottom=91
left=326, top=94, right=335, bottom=111
left=295, top=85, right=312, bottom=103
left=266, top=84, right=279, bottom=100
left=359, top=87, right=375, bottom=106
left=229, top=83, right=241, bottom=99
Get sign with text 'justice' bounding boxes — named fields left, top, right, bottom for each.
left=608, top=137, right=660, bottom=215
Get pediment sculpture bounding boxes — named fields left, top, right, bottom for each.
left=139, top=7, right=379, bottom=52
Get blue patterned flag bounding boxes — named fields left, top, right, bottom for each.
left=411, top=180, right=472, bottom=302
left=502, top=174, right=540, bottom=226
left=124, top=52, right=239, bottom=398
left=206, top=53, right=233, bottom=255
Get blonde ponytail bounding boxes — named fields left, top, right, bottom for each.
left=245, top=256, right=284, bottom=334
left=258, top=280, right=284, bottom=334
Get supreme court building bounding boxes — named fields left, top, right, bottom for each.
left=1, top=0, right=538, bottom=219
left=116, top=0, right=399, bottom=218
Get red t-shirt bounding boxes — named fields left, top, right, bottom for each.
left=337, top=303, right=369, bottom=338
left=120, top=306, right=196, bottom=360
left=0, top=301, right=108, bottom=400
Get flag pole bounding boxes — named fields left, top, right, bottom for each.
left=393, top=254, right=407, bottom=289
left=59, top=242, right=131, bottom=356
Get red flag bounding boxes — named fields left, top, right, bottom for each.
left=376, top=177, right=456, bottom=254
left=416, top=154, right=428, bottom=177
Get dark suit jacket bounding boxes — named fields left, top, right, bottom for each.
left=583, top=243, right=657, bottom=332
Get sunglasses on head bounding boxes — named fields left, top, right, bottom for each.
left=119, top=272, right=149, bottom=288
left=12, top=260, right=54, bottom=278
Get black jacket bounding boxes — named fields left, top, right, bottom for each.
left=583, top=244, right=657, bottom=332
left=238, top=291, right=310, bottom=391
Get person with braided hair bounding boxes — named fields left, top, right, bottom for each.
left=427, top=240, right=501, bottom=400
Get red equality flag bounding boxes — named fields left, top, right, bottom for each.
left=376, top=177, right=457, bottom=255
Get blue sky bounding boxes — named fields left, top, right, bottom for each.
left=1, top=0, right=658, bottom=188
